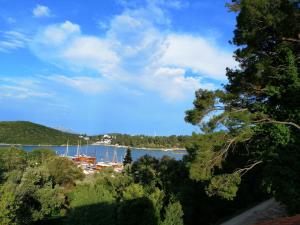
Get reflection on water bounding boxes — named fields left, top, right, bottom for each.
left=20, top=145, right=186, bottom=162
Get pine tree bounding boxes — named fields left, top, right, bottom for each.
left=161, top=201, right=184, bottom=225
left=123, top=148, right=133, bottom=166
left=185, top=0, right=300, bottom=213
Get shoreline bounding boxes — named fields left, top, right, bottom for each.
left=0, top=143, right=186, bottom=151
left=98, top=144, right=186, bottom=151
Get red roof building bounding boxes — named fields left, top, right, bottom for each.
left=253, top=215, right=300, bottom=225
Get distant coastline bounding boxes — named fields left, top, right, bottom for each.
left=96, top=143, right=186, bottom=151
left=0, top=143, right=186, bottom=151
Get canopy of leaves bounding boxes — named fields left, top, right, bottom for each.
left=185, top=0, right=300, bottom=208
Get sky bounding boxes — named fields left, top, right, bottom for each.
left=0, top=0, right=237, bottom=135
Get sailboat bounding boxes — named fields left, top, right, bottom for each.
left=60, top=140, right=69, bottom=157
left=73, top=138, right=96, bottom=165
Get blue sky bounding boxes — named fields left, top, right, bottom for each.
left=0, top=0, right=237, bottom=135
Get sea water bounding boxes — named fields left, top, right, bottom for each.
left=19, top=145, right=186, bottom=162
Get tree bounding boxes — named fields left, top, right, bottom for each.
left=6, top=166, right=66, bottom=224
left=27, top=149, right=56, bottom=165
left=67, top=181, right=117, bottom=225
left=45, top=157, right=83, bottom=187
left=161, top=200, right=184, bottom=225
left=0, top=183, right=19, bottom=225
left=185, top=0, right=300, bottom=213
left=123, top=148, right=133, bottom=166
left=0, top=147, right=27, bottom=173
left=131, top=155, right=160, bottom=186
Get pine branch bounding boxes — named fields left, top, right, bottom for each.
left=234, top=160, right=263, bottom=176
left=282, top=37, right=300, bottom=43
left=254, top=118, right=300, bottom=130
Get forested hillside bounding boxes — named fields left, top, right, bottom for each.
left=0, top=121, right=79, bottom=145
left=0, top=121, right=189, bottom=148
left=92, top=133, right=189, bottom=149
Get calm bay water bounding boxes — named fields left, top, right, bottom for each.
left=19, top=145, right=186, bottom=162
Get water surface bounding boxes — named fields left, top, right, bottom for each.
left=19, top=145, right=186, bottom=162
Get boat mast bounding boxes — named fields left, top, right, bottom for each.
left=112, top=149, right=117, bottom=163
left=76, top=140, right=80, bottom=157
left=66, top=139, right=69, bottom=156
left=85, top=138, right=89, bottom=155
left=105, top=148, right=109, bottom=162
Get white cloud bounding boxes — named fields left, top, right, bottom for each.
left=0, top=78, right=52, bottom=99
left=0, top=85, right=49, bottom=99
left=161, top=34, right=235, bottom=80
left=31, top=21, right=119, bottom=75
left=140, top=67, right=200, bottom=101
left=62, top=37, right=119, bottom=73
left=0, top=74, right=110, bottom=101
left=0, top=31, right=29, bottom=52
left=33, top=5, right=51, bottom=17
left=29, top=1, right=234, bottom=102
left=61, top=20, right=81, bottom=33
left=47, top=75, right=108, bottom=94
left=39, top=21, right=80, bottom=45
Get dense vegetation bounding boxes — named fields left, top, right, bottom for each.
left=0, top=121, right=80, bottom=145
left=0, top=147, right=83, bottom=225
left=0, top=147, right=266, bottom=225
left=93, top=133, right=189, bottom=149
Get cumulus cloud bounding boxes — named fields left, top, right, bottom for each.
left=31, top=21, right=119, bottom=75
left=33, top=5, right=51, bottom=17
left=161, top=34, right=235, bottom=80
left=140, top=67, right=200, bottom=101
left=29, top=1, right=234, bottom=101
left=62, top=37, right=119, bottom=74
left=34, top=21, right=80, bottom=46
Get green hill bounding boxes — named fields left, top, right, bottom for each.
left=0, top=121, right=80, bottom=145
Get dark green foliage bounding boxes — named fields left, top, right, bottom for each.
left=262, top=136, right=300, bottom=214
left=185, top=132, right=227, bottom=181
left=0, top=121, right=80, bottom=145
left=206, top=173, right=241, bottom=201
left=117, top=197, right=157, bottom=225
left=131, top=155, right=160, bottom=186
left=161, top=201, right=184, bottom=225
left=67, top=180, right=117, bottom=225
left=66, top=171, right=164, bottom=225
left=123, top=148, right=132, bottom=166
